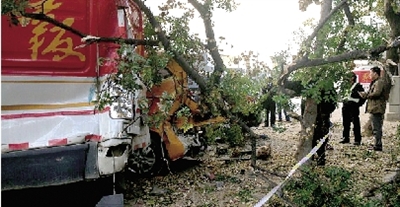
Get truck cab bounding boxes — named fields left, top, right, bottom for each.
left=1, top=0, right=148, bottom=190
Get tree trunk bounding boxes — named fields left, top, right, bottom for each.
left=295, top=0, right=332, bottom=162
left=384, top=0, right=400, bottom=76
left=362, top=116, right=373, bottom=137
left=295, top=98, right=318, bottom=160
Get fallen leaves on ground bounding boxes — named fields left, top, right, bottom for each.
left=124, top=109, right=400, bottom=207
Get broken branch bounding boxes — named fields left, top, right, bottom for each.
left=280, top=38, right=400, bottom=83
left=300, top=0, right=349, bottom=56
left=21, top=12, right=159, bottom=46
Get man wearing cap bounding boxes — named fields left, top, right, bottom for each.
left=339, top=72, right=366, bottom=145
left=358, top=66, right=386, bottom=151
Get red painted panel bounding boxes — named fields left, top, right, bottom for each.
left=85, top=134, right=102, bottom=142
left=48, top=138, right=68, bottom=146
left=9, top=143, right=29, bottom=150
left=1, top=107, right=110, bottom=120
left=353, top=70, right=371, bottom=84
left=1, top=0, right=129, bottom=77
left=2, top=0, right=93, bottom=76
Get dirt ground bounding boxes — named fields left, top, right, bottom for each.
left=124, top=103, right=400, bottom=207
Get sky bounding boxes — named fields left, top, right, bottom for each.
left=146, top=0, right=321, bottom=67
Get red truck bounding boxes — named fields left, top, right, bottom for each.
left=1, top=0, right=148, bottom=192
left=2, top=0, right=222, bottom=197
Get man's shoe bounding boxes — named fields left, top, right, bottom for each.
left=317, top=159, right=326, bottom=166
left=339, top=139, right=350, bottom=144
left=353, top=142, right=361, bottom=146
left=368, top=146, right=382, bottom=151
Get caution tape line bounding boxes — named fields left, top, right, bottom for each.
left=254, top=129, right=333, bottom=207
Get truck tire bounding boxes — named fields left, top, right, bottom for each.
left=127, top=131, right=166, bottom=176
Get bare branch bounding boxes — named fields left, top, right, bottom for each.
left=337, top=1, right=355, bottom=53
left=21, top=12, right=158, bottom=46
left=188, top=0, right=226, bottom=85
left=299, top=0, right=349, bottom=57
left=279, top=37, right=400, bottom=85
left=23, top=12, right=85, bottom=37
left=343, top=2, right=354, bottom=25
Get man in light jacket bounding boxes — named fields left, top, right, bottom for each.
left=359, top=66, right=387, bottom=151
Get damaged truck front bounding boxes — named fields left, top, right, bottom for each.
left=2, top=0, right=224, bottom=193
left=1, top=0, right=149, bottom=190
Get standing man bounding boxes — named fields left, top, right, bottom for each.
left=339, top=72, right=366, bottom=145
left=262, top=77, right=276, bottom=127
left=359, top=66, right=386, bottom=151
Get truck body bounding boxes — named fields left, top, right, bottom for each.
left=2, top=0, right=221, bottom=191
left=1, top=0, right=147, bottom=190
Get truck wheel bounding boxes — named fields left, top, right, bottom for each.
left=127, top=132, right=165, bottom=176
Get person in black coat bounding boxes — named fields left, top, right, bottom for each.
left=339, top=72, right=366, bottom=145
left=262, top=77, right=276, bottom=127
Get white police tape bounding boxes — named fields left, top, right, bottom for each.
left=254, top=128, right=333, bottom=207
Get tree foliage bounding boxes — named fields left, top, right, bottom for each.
left=285, top=166, right=362, bottom=207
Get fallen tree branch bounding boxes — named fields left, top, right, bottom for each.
left=279, top=0, right=400, bottom=85
left=133, top=0, right=266, bottom=167
left=22, top=12, right=85, bottom=37
left=280, top=39, right=400, bottom=82
left=14, top=0, right=267, bottom=168
left=254, top=165, right=287, bottom=178
left=216, top=157, right=251, bottom=161
left=21, top=12, right=159, bottom=46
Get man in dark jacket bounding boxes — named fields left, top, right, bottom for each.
left=313, top=87, right=337, bottom=166
left=262, top=78, right=276, bottom=127
left=339, top=72, right=366, bottom=145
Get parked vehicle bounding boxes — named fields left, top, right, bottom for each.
left=1, top=0, right=222, bottom=192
